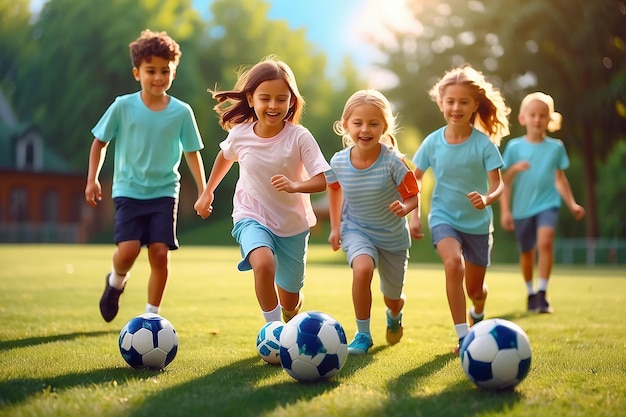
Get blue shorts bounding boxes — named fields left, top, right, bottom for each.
left=341, top=230, right=408, bottom=300
left=431, top=223, right=492, bottom=267
left=113, top=197, right=179, bottom=250
left=231, top=219, right=310, bottom=293
left=513, top=207, right=559, bottom=252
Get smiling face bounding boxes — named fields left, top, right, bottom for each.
left=247, top=78, right=294, bottom=137
left=439, top=83, right=479, bottom=128
left=133, top=56, right=176, bottom=98
left=344, top=102, right=387, bottom=152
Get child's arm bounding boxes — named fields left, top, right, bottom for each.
left=499, top=179, right=515, bottom=231
left=409, top=168, right=425, bottom=240
left=555, top=170, right=585, bottom=220
left=194, top=151, right=234, bottom=219
left=183, top=151, right=207, bottom=198
left=271, top=172, right=327, bottom=194
left=85, top=138, right=108, bottom=207
left=327, top=182, right=342, bottom=251
left=467, top=169, right=503, bottom=209
left=389, top=171, right=419, bottom=218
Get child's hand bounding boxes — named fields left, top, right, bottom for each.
left=328, top=229, right=341, bottom=251
left=271, top=175, right=296, bottom=193
left=571, top=204, right=585, bottom=221
left=194, top=191, right=214, bottom=219
left=409, top=216, right=424, bottom=240
left=500, top=211, right=515, bottom=232
left=467, top=191, right=487, bottom=210
left=513, top=161, right=531, bottom=172
left=85, top=181, right=102, bottom=207
left=389, top=200, right=410, bottom=217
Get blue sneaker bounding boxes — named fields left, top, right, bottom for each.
left=348, top=332, right=373, bottom=355
left=386, top=309, right=403, bottom=344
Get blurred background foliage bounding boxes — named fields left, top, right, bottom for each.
left=1, top=0, right=625, bottom=240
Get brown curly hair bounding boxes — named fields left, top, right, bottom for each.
left=129, top=29, right=181, bottom=69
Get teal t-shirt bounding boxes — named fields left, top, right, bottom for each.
left=92, top=92, right=204, bottom=199
left=412, top=127, right=504, bottom=234
left=502, top=136, right=569, bottom=219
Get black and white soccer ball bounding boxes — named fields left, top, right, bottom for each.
left=118, top=313, right=178, bottom=370
left=460, top=318, right=531, bottom=390
left=279, top=311, right=348, bottom=382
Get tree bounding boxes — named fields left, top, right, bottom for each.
left=14, top=0, right=205, bottom=168
left=370, top=0, right=626, bottom=238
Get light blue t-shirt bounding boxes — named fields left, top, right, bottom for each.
left=502, top=136, right=569, bottom=219
left=412, top=126, right=504, bottom=234
left=92, top=92, right=204, bottom=199
left=326, top=145, right=413, bottom=251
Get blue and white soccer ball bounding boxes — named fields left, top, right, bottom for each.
left=279, top=311, right=348, bottom=382
left=256, top=321, right=284, bottom=364
left=118, top=313, right=178, bottom=370
left=460, top=318, right=532, bottom=390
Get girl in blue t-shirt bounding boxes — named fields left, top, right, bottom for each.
left=409, top=65, right=509, bottom=354
left=326, top=89, right=418, bottom=354
left=500, top=92, right=585, bottom=314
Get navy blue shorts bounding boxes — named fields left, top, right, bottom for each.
left=113, top=197, right=179, bottom=250
left=513, top=207, right=559, bottom=253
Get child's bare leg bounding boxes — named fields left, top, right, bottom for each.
left=248, top=246, right=278, bottom=312
left=351, top=254, right=375, bottom=320
left=437, top=237, right=466, bottom=325
left=465, top=261, right=487, bottom=316
left=147, top=242, right=170, bottom=308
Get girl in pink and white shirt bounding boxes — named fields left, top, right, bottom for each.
left=194, top=56, right=330, bottom=324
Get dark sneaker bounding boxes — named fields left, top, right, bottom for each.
left=468, top=310, right=484, bottom=327
left=99, top=274, right=125, bottom=322
left=454, top=337, right=464, bottom=355
left=527, top=293, right=538, bottom=312
left=536, top=290, right=554, bottom=314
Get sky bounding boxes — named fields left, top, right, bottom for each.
left=29, top=0, right=416, bottom=87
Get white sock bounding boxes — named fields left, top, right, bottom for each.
left=525, top=281, right=534, bottom=295
left=108, top=271, right=129, bottom=290
left=469, top=307, right=484, bottom=319
left=145, top=303, right=160, bottom=314
left=455, top=323, right=469, bottom=339
left=537, top=278, right=549, bottom=292
left=262, top=304, right=281, bottom=322
left=356, top=318, right=371, bottom=334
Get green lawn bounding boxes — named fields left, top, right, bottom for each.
left=0, top=244, right=624, bottom=417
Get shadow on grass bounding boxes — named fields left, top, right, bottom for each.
left=0, top=365, right=160, bottom=406
left=0, top=330, right=118, bottom=351
left=384, top=352, right=524, bottom=415
left=126, top=355, right=341, bottom=417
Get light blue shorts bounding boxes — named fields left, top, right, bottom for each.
left=342, top=230, right=408, bottom=300
left=231, top=218, right=310, bottom=293
left=431, top=223, right=492, bottom=267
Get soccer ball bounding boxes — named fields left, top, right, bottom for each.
left=118, top=313, right=178, bottom=370
left=256, top=321, right=284, bottom=364
left=460, top=318, right=532, bottom=390
left=279, top=311, right=348, bottom=382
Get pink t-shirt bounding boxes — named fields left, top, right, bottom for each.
left=220, top=122, right=331, bottom=236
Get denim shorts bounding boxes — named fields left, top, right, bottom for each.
left=231, top=218, right=310, bottom=293
left=113, top=197, right=178, bottom=250
left=513, top=207, right=559, bottom=252
left=431, top=223, right=492, bottom=267
left=341, top=229, right=408, bottom=300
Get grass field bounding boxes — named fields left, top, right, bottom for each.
left=0, top=244, right=625, bottom=417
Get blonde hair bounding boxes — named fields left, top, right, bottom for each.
left=519, top=92, right=562, bottom=132
left=209, top=55, right=304, bottom=131
left=429, top=65, right=510, bottom=146
left=333, top=89, right=401, bottom=153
